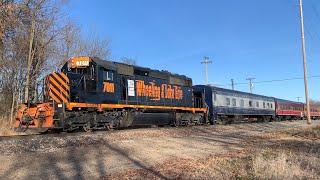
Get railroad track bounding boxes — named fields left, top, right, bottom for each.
left=0, top=124, right=174, bottom=141
left=1, top=120, right=318, bottom=142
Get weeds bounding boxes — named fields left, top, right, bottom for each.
left=286, top=125, right=320, bottom=139
left=106, top=125, right=320, bottom=180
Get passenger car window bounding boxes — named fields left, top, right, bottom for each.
left=267, top=103, right=270, bottom=108
left=232, top=99, right=236, bottom=106
left=256, top=102, right=259, bottom=108
left=226, top=98, right=230, bottom=106
left=240, top=99, right=244, bottom=107
left=271, top=103, right=273, bottom=109
left=263, top=102, right=266, bottom=108
left=249, top=100, right=252, bottom=107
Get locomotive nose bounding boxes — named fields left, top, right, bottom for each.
left=14, top=103, right=55, bottom=133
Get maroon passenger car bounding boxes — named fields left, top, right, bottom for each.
left=275, top=98, right=304, bottom=121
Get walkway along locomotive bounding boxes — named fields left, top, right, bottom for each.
left=15, top=57, right=208, bottom=132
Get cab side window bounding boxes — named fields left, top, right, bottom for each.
left=103, top=69, right=113, bottom=81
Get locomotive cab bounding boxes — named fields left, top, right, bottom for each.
left=61, top=57, right=118, bottom=104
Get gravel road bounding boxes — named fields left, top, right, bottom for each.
left=0, top=120, right=319, bottom=180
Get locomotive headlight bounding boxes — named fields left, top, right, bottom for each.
left=37, top=106, right=42, bottom=111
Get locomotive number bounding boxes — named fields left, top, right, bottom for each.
left=76, top=60, right=89, bottom=66
left=103, top=82, right=115, bottom=93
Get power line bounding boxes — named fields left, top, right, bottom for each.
left=212, top=74, right=320, bottom=87
left=309, top=0, right=320, bottom=24
left=298, top=0, right=320, bottom=50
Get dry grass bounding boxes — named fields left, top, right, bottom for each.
left=105, top=147, right=320, bottom=180
left=0, top=116, right=15, bottom=136
left=106, top=125, right=320, bottom=180
left=216, top=149, right=320, bottom=180
left=198, top=126, right=320, bottom=180
left=285, top=125, right=320, bottom=140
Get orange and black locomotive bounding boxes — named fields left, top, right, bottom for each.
left=15, top=57, right=208, bottom=132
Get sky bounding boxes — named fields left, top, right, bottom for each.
left=68, top=0, right=320, bottom=102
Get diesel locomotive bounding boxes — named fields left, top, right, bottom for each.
left=15, top=57, right=208, bottom=132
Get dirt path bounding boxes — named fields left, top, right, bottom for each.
left=0, top=120, right=319, bottom=180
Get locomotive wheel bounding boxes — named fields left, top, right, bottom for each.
left=38, top=128, right=49, bottom=134
left=171, top=120, right=178, bottom=127
left=106, top=123, right=114, bottom=131
left=82, top=123, right=92, bottom=132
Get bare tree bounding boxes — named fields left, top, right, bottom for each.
left=310, top=99, right=320, bottom=106
left=121, top=57, right=136, bottom=65
left=0, top=0, right=24, bottom=115
left=53, top=20, right=80, bottom=69
left=0, top=0, right=113, bottom=119
left=74, top=30, right=111, bottom=60
left=0, top=0, right=68, bottom=107
left=23, top=0, right=67, bottom=102
left=54, top=25, right=112, bottom=70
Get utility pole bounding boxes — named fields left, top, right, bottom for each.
left=297, top=96, right=302, bottom=102
left=246, top=78, right=255, bottom=94
left=201, top=56, right=212, bottom=85
left=231, top=79, right=234, bottom=90
left=299, top=0, right=311, bottom=124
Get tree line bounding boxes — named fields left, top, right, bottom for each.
left=0, top=0, right=112, bottom=120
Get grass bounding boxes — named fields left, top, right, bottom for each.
left=212, top=149, right=320, bottom=180
left=203, top=125, right=320, bottom=180
left=106, top=147, right=320, bottom=180
left=105, top=124, right=320, bottom=180
left=205, top=125, right=320, bottom=180
left=285, top=125, right=320, bottom=139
